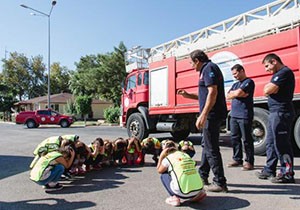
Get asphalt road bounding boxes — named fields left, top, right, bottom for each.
left=0, top=123, right=299, bottom=210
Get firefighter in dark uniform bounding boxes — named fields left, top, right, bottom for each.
left=256, top=53, right=295, bottom=183
left=226, top=64, right=255, bottom=170
left=177, top=49, right=228, bottom=192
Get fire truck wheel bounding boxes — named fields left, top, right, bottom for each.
left=170, top=130, right=190, bottom=141
left=26, top=120, right=36, bottom=129
left=252, top=108, right=269, bottom=156
left=293, top=115, right=300, bottom=151
left=127, top=113, right=148, bottom=140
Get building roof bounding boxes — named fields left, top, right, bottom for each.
left=15, top=93, right=112, bottom=105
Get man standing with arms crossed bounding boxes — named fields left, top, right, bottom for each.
left=177, top=49, right=228, bottom=192
left=256, top=53, right=295, bottom=183
left=226, top=64, right=255, bottom=170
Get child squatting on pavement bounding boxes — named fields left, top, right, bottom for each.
left=30, top=146, right=75, bottom=192
left=157, top=140, right=206, bottom=207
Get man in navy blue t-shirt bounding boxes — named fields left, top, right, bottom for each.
left=177, top=50, right=228, bottom=192
left=226, top=64, right=255, bottom=170
left=256, top=53, right=295, bottom=183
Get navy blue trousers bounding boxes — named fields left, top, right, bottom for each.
left=198, top=118, right=226, bottom=186
left=230, top=117, right=254, bottom=165
left=263, top=111, right=295, bottom=177
left=160, top=173, right=195, bottom=199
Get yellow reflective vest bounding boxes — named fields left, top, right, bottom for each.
left=30, top=151, right=62, bottom=182
left=166, top=151, right=203, bottom=194
left=33, top=136, right=61, bottom=156
left=61, top=134, right=78, bottom=142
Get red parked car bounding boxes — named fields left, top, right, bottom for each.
left=15, top=109, right=74, bottom=128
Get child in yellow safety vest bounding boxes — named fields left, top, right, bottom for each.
left=101, top=140, right=114, bottom=166
left=140, top=137, right=162, bottom=165
left=178, top=140, right=196, bottom=158
left=84, top=137, right=104, bottom=171
left=125, top=136, right=142, bottom=165
left=157, top=141, right=206, bottom=207
left=30, top=146, right=75, bottom=192
left=29, top=136, right=74, bottom=169
left=63, top=135, right=90, bottom=175
left=112, top=137, right=128, bottom=165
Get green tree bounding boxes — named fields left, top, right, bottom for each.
left=28, top=55, right=47, bottom=99
left=75, top=95, right=92, bottom=124
left=70, top=55, right=100, bottom=96
left=70, top=42, right=127, bottom=106
left=64, top=99, right=76, bottom=115
left=97, top=42, right=127, bottom=106
left=0, top=81, right=17, bottom=120
left=50, top=62, right=71, bottom=94
left=1, top=52, right=46, bottom=100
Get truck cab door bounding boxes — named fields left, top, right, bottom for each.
left=49, top=110, right=59, bottom=124
left=36, top=110, right=50, bottom=124
left=123, top=74, right=137, bottom=109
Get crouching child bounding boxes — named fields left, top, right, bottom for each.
left=30, top=146, right=75, bottom=192
left=157, top=141, right=206, bottom=207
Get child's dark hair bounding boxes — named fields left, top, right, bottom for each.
left=144, top=141, right=154, bottom=151
left=104, top=140, right=113, bottom=154
left=114, top=137, right=125, bottom=142
left=165, top=141, right=176, bottom=149
left=114, top=138, right=128, bottom=150
left=59, top=146, right=73, bottom=159
left=93, top=137, right=104, bottom=146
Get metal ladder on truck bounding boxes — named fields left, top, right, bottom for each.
left=149, top=0, right=300, bottom=62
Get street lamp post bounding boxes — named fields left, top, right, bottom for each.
left=21, top=1, right=57, bottom=109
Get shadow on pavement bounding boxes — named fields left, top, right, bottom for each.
left=0, top=198, right=95, bottom=210
left=0, top=155, right=32, bottom=180
left=46, top=166, right=141, bottom=194
left=228, top=183, right=300, bottom=196
left=182, top=196, right=250, bottom=209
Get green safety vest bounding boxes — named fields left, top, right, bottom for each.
left=178, top=140, right=193, bottom=147
left=32, top=136, right=61, bottom=157
left=30, top=151, right=62, bottom=182
left=89, top=144, right=99, bottom=160
left=167, top=151, right=203, bottom=194
left=142, top=137, right=160, bottom=147
left=128, top=146, right=135, bottom=154
left=61, top=134, right=78, bottom=142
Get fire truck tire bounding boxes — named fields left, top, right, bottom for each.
left=26, top=120, right=36, bottom=129
left=252, top=108, right=269, bottom=156
left=170, top=130, right=190, bottom=141
left=127, top=113, right=149, bottom=140
left=293, top=115, right=300, bottom=151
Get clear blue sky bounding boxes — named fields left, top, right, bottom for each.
left=0, top=0, right=274, bottom=71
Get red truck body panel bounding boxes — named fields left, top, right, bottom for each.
left=146, top=27, right=300, bottom=115
left=121, top=1, right=300, bottom=153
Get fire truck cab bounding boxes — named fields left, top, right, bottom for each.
left=121, top=0, right=300, bottom=155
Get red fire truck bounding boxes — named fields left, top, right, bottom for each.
left=121, top=0, right=300, bottom=155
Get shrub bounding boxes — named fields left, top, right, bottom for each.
left=104, top=106, right=120, bottom=123
left=64, top=100, right=77, bottom=115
